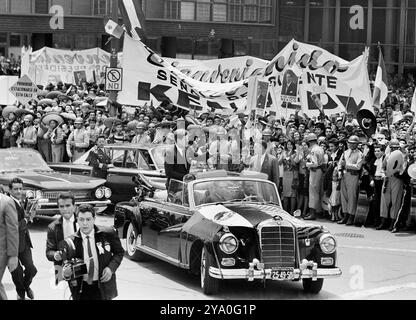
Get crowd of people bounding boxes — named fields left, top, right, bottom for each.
left=0, top=54, right=21, bottom=76
left=0, top=75, right=415, bottom=235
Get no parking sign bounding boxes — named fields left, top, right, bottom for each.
left=105, top=67, right=123, bottom=91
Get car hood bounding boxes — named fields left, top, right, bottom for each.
left=196, top=203, right=322, bottom=230
left=12, top=171, right=106, bottom=189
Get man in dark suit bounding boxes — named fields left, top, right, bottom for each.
left=0, top=193, right=19, bottom=300
left=250, top=141, right=280, bottom=190
left=8, top=178, right=37, bottom=300
left=62, top=204, right=124, bottom=300
left=281, top=71, right=298, bottom=97
left=164, top=129, right=190, bottom=189
left=87, top=135, right=113, bottom=179
left=46, top=192, right=78, bottom=285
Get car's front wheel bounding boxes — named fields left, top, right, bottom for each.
left=302, top=278, right=324, bottom=294
left=200, top=247, right=219, bottom=295
left=126, top=222, right=146, bottom=261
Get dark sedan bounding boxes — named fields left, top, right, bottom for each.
left=49, top=144, right=168, bottom=203
left=114, top=170, right=341, bottom=295
left=0, top=148, right=111, bottom=216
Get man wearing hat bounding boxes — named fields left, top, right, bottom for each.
left=337, top=135, right=364, bottom=225
left=377, top=139, right=406, bottom=232
left=19, top=115, right=37, bottom=149
left=304, top=133, right=325, bottom=220
left=87, top=135, right=113, bottom=179
left=164, top=129, right=190, bottom=190
left=44, top=119, right=65, bottom=163
left=66, top=118, right=90, bottom=161
left=132, top=122, right=151, bottom=146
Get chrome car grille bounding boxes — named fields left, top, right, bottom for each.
left=42, top=191, right=90, bottom=201
left=259, top=223, right=296, bottom=269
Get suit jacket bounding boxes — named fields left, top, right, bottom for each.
left=164, top=145, right=190, bottom=188
left=252, top=154, right=280, bottom=189
left=11, top=198, right=32, bottom=253
left=0, top=194, right=19, bottom=261
left=87, top=147, right=112, bottom=179
left=65, top=225, right=124, bottom=300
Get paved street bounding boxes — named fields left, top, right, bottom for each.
left=2, top=215, right=416, bottom=300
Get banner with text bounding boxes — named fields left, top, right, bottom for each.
left=118, top=36, right=372, bottom=118
left=21, top=47, right=119, bottom=87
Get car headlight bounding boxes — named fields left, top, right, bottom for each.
left=26, top=190, right=35, bottom=199
left=319, top=234, right=337, bottom=254
left=35, top=190, right=43, bottom=199
left=219, top=233, right=239, bottom=255
left=95, top=188, right=104, bottom=199
left=104, top=187, right=112, bottom=199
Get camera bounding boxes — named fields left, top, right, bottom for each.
left=62, top=258, right=88, bottom=282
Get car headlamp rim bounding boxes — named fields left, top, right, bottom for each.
left=219, top=233, right=239, bottom=255
left=319, top=234, right=337, bottom=254
left=25, top=190, right=35, bottom=199
left=95, top=188, right=104, bottom=199
left=104, top=187, right=112, bottom=199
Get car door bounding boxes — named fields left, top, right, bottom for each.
left=106, top=150, right=135, bottom=203
left=156, top=180, right=191, bottom=260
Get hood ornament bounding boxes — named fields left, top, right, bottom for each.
left=273, top=215, right=283, bottom=224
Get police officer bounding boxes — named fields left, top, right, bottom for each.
left=337, top=135, right=364, bottom=226
left=377, top=139, right=406, bottom=232
left=20, top=115, right=37, bottom=149
left=87, top=135, right=113, bottom=179
left=131, top=122, right=151, bottom=146
left=304, top=133, right=324, bottom=220
left=67, top=118, right=90, bottom=161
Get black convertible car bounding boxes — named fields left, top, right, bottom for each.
left=50, top=143, right=168, bottom=203
left=114, top=170, right=341, bottom=295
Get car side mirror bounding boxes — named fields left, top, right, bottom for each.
left=293, top=210, right=302, bottom=218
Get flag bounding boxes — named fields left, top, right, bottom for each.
left=411, top=87, right=416, bottom=119
left=373, top=46, right=388, bottom=108
left=104, top=17, right=125, bottom=39
left=119, top=0, right=147, bottom=41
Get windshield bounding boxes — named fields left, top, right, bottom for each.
left=74, top=148, right=124, bottom=166
left=0, top=149, right=50, bottom=171
left=192, top=179, right=280, bottom=207
left=149, top=145, right=170, bottom=170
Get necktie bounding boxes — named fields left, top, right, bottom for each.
left=86, top=236, right=94, bottom=285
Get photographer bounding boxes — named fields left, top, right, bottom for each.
left=62, top=204, right=124, bottom=300
left=46, top=192, right=78, bottom=285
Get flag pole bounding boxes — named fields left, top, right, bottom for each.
left=109, top=0, right=119, bottom=118
left=377, top=42, right=391, bottom=137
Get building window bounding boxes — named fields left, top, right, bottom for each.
left=72, top=0, right=92, bottom=15
left=259, top=0, right=271, bottom=23
left=53, top=33, right=73, bottom=49
left=10, top=0, right=31, bottom=14
left=10, top=35, right=21, bottom=47
left=196, top=0, right=211, bottom=21
left=0, top=0, right=7, bottom=13
left=229, top=0, right=243, bottom=22
left=94, top=0, right=111, bottom=15
left=181, top=1, right=195, bottom=20
left=0, top=33, right=7, bottom=44
left=279, top=1, right=305, bottom=42
left=166, top=1, right=180, bottom=19
left=35, top=0, right=49, bottom=14
left=75, top=34, right=98, bottom=49
left=213, top=0, right=227, bottom=21
left=243, top=0, right=258, bottom=22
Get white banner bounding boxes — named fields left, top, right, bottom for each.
left=119, top=36, right=373, bottom=118
left=21, top=47, right=118, bottom=86
left=0, top=76, right=18, bottom=105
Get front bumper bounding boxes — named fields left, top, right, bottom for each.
left=209, top=260, right=342, bottom=281
left=34, top=199, right=111, bottom=216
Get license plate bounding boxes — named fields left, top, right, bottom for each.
left=271, top=268, right=294, bottom=281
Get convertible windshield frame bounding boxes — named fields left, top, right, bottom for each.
left=188, top=177, right=282, bottom=209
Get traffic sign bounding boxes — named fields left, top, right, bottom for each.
left=105, top=67, right=123, bottom=91
left=9, top=75, right=38, bottom=105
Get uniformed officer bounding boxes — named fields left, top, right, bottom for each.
left=377, top=139, right=406, bottom=232
left=66, top=117, right=90, bottom=161
left=304, top=133, right=324, bottom=220
left=337, top=135, right=364, bottom=225
left=131, top=122, right=151, bottom=146
left=19, top=115, right=37, bottom=149
left=87, top=135, right=113, bottom=179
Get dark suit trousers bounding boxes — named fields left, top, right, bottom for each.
left=11, top=246, right=37, bottom=296
left=79, top=281, right=103, bottom=300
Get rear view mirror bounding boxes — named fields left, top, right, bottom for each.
left=293, top=210, right=302, bottom=218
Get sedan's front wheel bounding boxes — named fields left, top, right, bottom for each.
left=126, top=222, right=146, bottom=261
left=200, top=247, right=219, bottom=295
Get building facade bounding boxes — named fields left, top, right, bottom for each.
left=0, top=0, right=415, bottom=75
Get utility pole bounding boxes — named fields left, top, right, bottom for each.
left=108, top=0, right=119, bottom=117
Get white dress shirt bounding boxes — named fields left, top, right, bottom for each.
left=63, top=216, right=76, bottom=239
left=81, top=231, right=99, bottom=282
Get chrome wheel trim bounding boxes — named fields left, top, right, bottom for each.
left=126, top=223, right=137, bottom=256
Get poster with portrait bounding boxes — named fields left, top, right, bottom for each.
left=74, top=71, right=87, bottom=87
left=255, top=80, right=269, bottom=117
left=280, top=69, right=299, bottom=104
